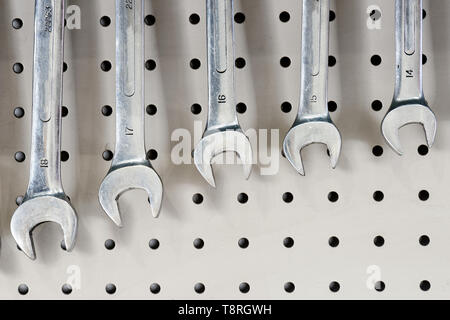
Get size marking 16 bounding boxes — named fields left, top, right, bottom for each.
left=218, top=95, right=227, bottom=104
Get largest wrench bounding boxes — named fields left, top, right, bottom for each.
left=11, top=0, right=77, bottom=260
left=283, top=0, right=341, bottom=175
left=381, top=0, right=436, bottom=155
left=98, top=0, right=163, bottom=226
left=193, top=0, right=252, bottom=188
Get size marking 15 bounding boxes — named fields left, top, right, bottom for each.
left=44, top=5, right=53, bottom=32
left=40, top=159, right=49, bottom=168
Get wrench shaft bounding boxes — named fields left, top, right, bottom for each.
left=27, top=0, right=65, bottom=198
left=394, top=0, right=424, bottom=102
left=206, top=0, right=238, bottom=133
left=113, top=0, right=147, bottom=167
left=296, top=0, right=330, bottom=123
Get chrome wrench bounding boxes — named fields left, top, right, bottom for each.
left=381, top=0, right=436, bottom=155
left=283, top=0, right=341, bottom=175
left=193, top=0, right=252, bottom=187
left=11, top=0, right=77, bottom=260
left=98, top=0, right=163, bottom=227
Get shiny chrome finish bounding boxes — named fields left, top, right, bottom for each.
left=381, top=0, right=436, bottom=155
left=11, top=0, right=77, bottom=260
left=193, top=0, right=252, bottom=188
left=283, top=0, right=341, bottom=175
left=98, top=0, right=163, bottom=227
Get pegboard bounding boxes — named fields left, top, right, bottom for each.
left=0, top=0, right=448, bottom=300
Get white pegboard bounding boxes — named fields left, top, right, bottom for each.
left=0, top=0, right=449, bottom=299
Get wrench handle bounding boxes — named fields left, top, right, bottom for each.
left=113, top=0, right=147, bottom=167
left=393, top=0, right=424, bottom=103
left=26, top=0, right=65, bottom=197
left=205, top=0, right=239, bottom=133
left=296, top=0, right=330, bottom=123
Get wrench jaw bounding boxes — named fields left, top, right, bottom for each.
left=193, top=131, right=253, bottom=188
left=98, top=163, right=163, bottom=227
left=11, top=196, right=78, bottom=260
left=381, top=103, right=437, bottom=155
left=283, top=121, right=342, bottom=176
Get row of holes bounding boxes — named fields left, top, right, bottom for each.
left=16, top=234, right=429, bottom=253
left=11, top=99, right=389, bottom=118
left=13, top=187, right=430, bottom=205
left=104, top=235, right=431, bottom=251
left=13, top=143, right=429, bottom=168
left=15, top=279, right=432, bottom=295
left=15, top=142, right=429, bottom=163
left=190, top=190, right=431, bottom=204
left=11, top=7, right=424, bottom=31
left=10, top=52, right=427, bottom=74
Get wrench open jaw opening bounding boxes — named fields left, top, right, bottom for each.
left=381, top=102, right=436, bottom=155
left=194, top=130, right=252, bottom=188
left=283, top=120, right=341, bottom=176
left=11, top=196, right=77, bottom=260
left=98, top=163, right=163, bottom=227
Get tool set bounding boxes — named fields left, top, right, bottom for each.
left=11, top=0, right=435, bottom=259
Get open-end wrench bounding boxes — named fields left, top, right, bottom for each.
left=283, top=0, right=341, bottom=175
left=193, top=0, right=252, bottom=188
left=98, top=0, right=163, bottom=227
left=10, top=0, right=77, bottom=260
left=381, top=0, right=436, bottom=155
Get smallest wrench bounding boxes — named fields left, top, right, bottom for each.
left=381, top=0, right=436, bottom=155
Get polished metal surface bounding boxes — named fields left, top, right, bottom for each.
left=381, top=0, right=436, bottom=155
left=193, top=0, right=252, bottom=188
left=98, top=0, right=163, bottom=226
left=283, top=0, right=342, bottom=176
left=10, top=0, right=77, bottom=260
